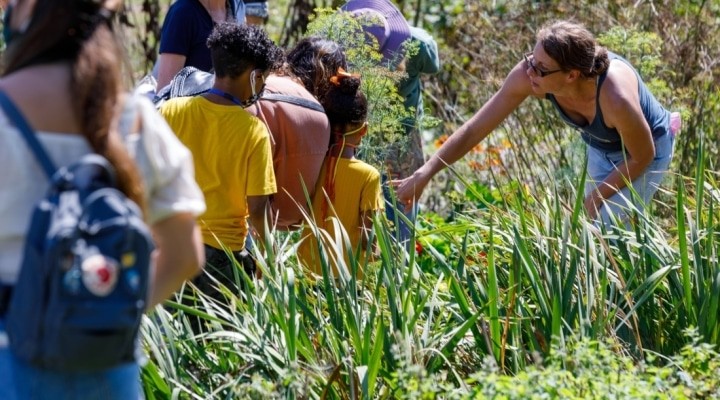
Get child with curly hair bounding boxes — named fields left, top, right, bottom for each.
left=160, top=23, right=283, bottom=304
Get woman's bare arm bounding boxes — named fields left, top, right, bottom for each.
left=392, top=60, right=535, bottom=206
left=583, top=61, right=656, bottom=216
left=155, top=53, right=187, bottom=90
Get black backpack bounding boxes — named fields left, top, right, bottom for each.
left=0, top=92, right=154, bottom=372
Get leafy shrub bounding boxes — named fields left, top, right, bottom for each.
left=304, top=8, right=412, bottom=170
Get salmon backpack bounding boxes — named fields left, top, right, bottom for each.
left=0, top=92, right=154, bottom=372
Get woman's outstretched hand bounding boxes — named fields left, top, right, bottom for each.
left=389, top=172, right=430, bottom=213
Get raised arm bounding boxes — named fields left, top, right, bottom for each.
left=392, top=60, right=536, bottom=205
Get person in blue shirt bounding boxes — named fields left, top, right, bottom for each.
left=155, top=0, right=244, bottom=89
left=393, top=20, right=680, bottom=227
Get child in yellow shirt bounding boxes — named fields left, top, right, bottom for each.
left=160, top=23, right=282, bottom=305
left=298, top=69, right=384, bottom=279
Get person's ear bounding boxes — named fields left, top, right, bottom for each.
left=567, top=69, right=581, bottom=82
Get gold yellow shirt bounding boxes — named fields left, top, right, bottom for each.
left=298, top=157, right=383, bottom=277
left=160, top=96, right=276, bottom=250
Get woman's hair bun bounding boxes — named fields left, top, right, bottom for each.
left=329, top=68, right=361, bottom=93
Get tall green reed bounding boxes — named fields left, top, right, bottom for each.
left=140, top=156, right=719, bottom=397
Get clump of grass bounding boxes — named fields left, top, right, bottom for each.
left=140, top=149, right=719, bottom=397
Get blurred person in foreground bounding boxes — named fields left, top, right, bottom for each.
left=0, top=0, right=206, bottom=398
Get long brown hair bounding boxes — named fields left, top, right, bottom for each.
left=2, top=0, right=144, bottom=208
left=319, top=70, right=368, bottom=220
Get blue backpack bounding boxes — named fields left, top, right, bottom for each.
left=0, top=92, right=154, bottom=372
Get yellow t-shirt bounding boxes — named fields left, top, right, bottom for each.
left=298, top=157, right=384, bottom=277
left=160, top=96, right=276, bottom=250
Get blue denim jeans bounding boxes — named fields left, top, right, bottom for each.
left=0, top=320, right=18, bottom=400
left=244, top=1, right=269, bottom=18
left=382, top=175, right=418, bottom=244
left=0, top=319, right=142, bottom=400
left=585, top=131, right=675, bottom=226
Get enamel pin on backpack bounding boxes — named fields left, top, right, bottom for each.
left=0, top=92, right=154, bottom=372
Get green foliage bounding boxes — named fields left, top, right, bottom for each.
left=139, top=161, right=720, bottom=397
left=305, top=8, right=413, bottom=169
left=597, top=27, right=670, bottom=101
left=465, top=333, right=720, bottom=399
left=671, top=328, right=720, bottom=398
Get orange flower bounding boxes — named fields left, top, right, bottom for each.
left=468, top=160, right=484, bottom=171
left=434, top=134, right=449, bottom=148
left=471, top=143, right=486, bottom=154
left=476, top=251, right=488, bottom=266
left=486, top=145, right=501, bottom=155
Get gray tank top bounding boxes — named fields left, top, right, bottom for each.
left=546, top=52, right=670, bottom=151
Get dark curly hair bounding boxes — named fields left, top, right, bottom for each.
left=322, top=74, right=367, bottom=129
left=207, top=22, right=284, bottom=79
left=286, top=37, right=348, bottom=101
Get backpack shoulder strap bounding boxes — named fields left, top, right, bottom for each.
left=153, top=66, right=211, bottom=107
left=260, top=93, right=325, bottom=113
left=0, top=91, right=56, bottom=179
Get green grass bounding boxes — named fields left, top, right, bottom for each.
left=139, top=152, right=720, bottom=397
